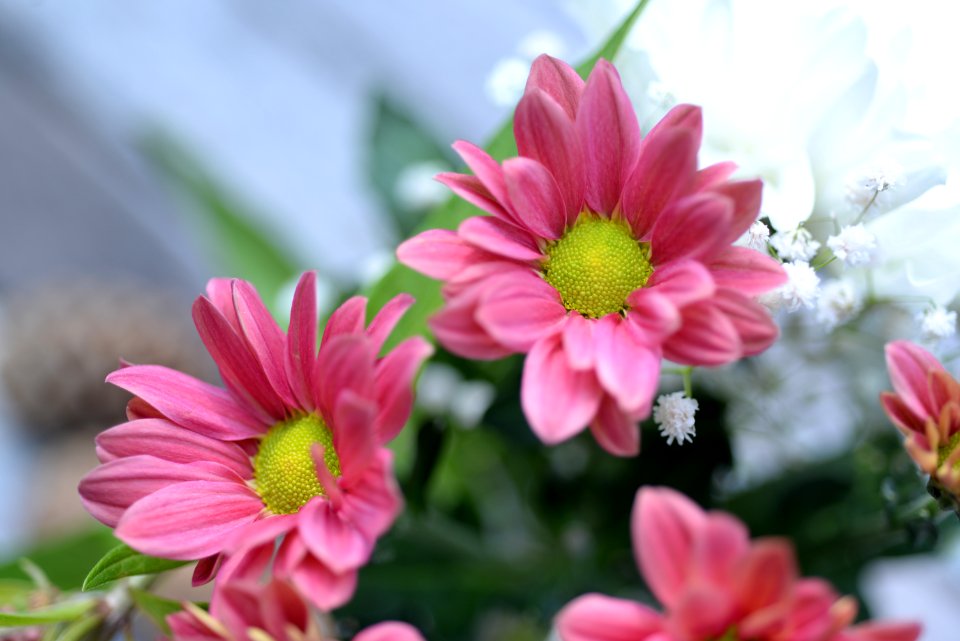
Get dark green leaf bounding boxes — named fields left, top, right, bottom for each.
left=82, top=544, right=186, bottom=592
left=129, top=588, right=182, bottom=635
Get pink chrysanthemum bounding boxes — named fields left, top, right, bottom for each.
left=397, top=55, right=786, bottom=456
left=882, top=340, right=960, bottom=496
left=167, top=577, right=425, bottom=641
left=557, top=487, right=921, bottom=641
left=79, top=272, right=432, bottom=609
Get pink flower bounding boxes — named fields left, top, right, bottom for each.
left=397, top=55, right=785, bottom=456
left=556, top=487, right=921, bottom=641
left=79, top=272, right=432, bottom=610
left=167, top=577, right=425, bottom=641
left=882, top=340, right=960, bottom=496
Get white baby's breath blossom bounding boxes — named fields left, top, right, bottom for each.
left=770, top=227, right=821, bottom=262
left=816, top=280, right=863, bottom=330
left=653, top=392, right=698, bottom=446
left=771, top=261, right=821, bottom=312
left=738, top=220, right=771, bottom=252
left=826, top=224, right=878, bottom=266
left=918, top=305, right=957, bottom=342
left=845, top=165, right=899, bottom=213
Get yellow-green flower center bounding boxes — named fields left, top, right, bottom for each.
left=542, top=214, right=653, bottom=318
left=937, top=431, right=960, bottom=468
left=253, top=414, right=340, bottom=515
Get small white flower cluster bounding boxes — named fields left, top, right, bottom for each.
left=763, top=261, right=821, bottom=312
left=738, top=220, right=771, bottom=252
left=845, top=166, right=899, bottom=213
left=653, top=392, right=698, bottom=446
left=816, top=280, right=863, bottom=330
left=918, top=305, right=958, bottom=342
left=770, top=227, right=820, bottom=262
left=826, top=224, right=877, bottom=267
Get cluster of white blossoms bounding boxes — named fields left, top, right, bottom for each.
left=653, top=392, right=699, bottom=446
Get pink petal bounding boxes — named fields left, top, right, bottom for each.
left=193, top=296, right=286, bottom=419
left=354, top=622, right=427, bottom=641
left=556, top=593, right=663, bottom=641
left=670, top=586, right=736, bottom=641
left=562, top=313, right=596, bottom=370
left=222, top=514, right=299, bottom=560
left=314, top=335, right=376, bottom=418
left=212, top=581, right=265, bottom=635
left=397, top=230, right=487, bottom=281
left=880, top=392, right=923, bottom=434
left=645, top=104, right=703, bottom=146
left=366, top=293, right=415, bottom=355
left=476, top=274, right=567, bottom=351
left=452, top=140, right=511, bottom=208
left=458, top=216, right=544, bottom=262
left=428, top=290, right=515, bottom=360
left=633, top=486, right=707, bottom=608
left=436, top=172, right=512, bottom=221
left=885, top=340, right=944, bottom=419
left=621, top=127, right=699, bottom=238
left=577, top=60, right=641, bottom=215
left=594, top=315, right=661, bottom=415
left=650, top=194, right=733, bottom=265
left=115, top=480, right=262, bottom=560
left=734, top=538, right=798, bottom=613
left=95, top=419, right=252, bottom=478
left=339, top=449, right=403, bottom=541
left=332, top=391, right=378, bottom=483
left=709, top=179, right=764, bottom=245
left=260, top=580, right=311, bottom=641
left=589, top=395, right=641, bottom=457
left=167, top=608, right=219, bottom=641
left=515, top=88, right=584, bottom=223
left=712, top=290, right=779, bottom=356
left=641, top=260, right=717, bottom=308
left=502, top=157, right=567, bottom=240
left=693, top=161, right=737, bottom=191
left=322, top=295, right=367, bottom=343
left=708, top=246, right=787, bottom=295
left=289, top=554, right=358, bottom=611
left=106, top=365, right=264, bottom=440
left=624, top=291, right=681, bottom=344
left=693, top=512, right=750, bottom=588
left=300, top=499, right=373, bottom=574
left=524, top=54, right=585, bottom=120
left=191, top=554, right=223, bottom=586
left=521, top=335, right=603, bottom=445
left=205, top=278, right=242, bottom=332
left=232, top=279, right=297, bottom=407
left=286, top=271, right=319, bottom=410
left=374, top=337, right=434, bottom=442
left=662, top=302, right=742, bottom=366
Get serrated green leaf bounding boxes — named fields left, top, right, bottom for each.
left=129, top=588, right=182, bottom=635
left=82, top=544, right=186, bottom=592
left=0, top=600, right=95, bottom=627
left=366, top=0, right=652, bottom=349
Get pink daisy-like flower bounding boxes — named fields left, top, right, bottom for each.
left=79, top=272, right=432, bottom=609
left=397, top=55, right=786, bottom=456
left=167, top=577, right=425, bottom=641
left=557, top=487, right=921, bottom=641
left=882, top=340, right=960, bottom=497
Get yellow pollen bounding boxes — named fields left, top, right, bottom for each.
left=253, top=414, right=340, bottom=515
left=542, top=214, right=653, bottom=318
left=937, top=431, right=960, bottom=468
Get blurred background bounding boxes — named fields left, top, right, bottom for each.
left=1, top=1, right=959, bottom=640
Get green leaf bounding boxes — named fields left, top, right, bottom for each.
left=0, top=600, right=96, bottom=627
left=0, top=580, right=34, bottom=607
left=366, top=0, right=652, bottom=349
left=53, top=612, right=103, bottom=641
left=129, top=588, right=182, bottom=635
left=0, top=526, right=118, bottom=591
left=82, top=544, right=187, bottom=592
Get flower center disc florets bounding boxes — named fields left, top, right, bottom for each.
left=254, top=413, right=341, bottom=515
left=937, top=431, right=960, bottom=469
left=542, top=214, right=653, bottom=318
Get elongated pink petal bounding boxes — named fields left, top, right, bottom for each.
left=289, top=555, right=359, bottom=611
left=260, top=580, right=311, bottom=641
left=521, top=335, right=603, bottom=444
left=428, top=290, right=514, bottom=360
left=515, top=88, right=584, bottom=222
left=191, top=554, right=223, bottom=587
left=167, top=608, right=219, bottom=641
left=712, top=290, right=779, bottom=356
left=374, top=337, right=434, bottom=442
left=663, top=302, right=742, bottom=366
left=577, top=59, right=641, bottom=215
left=624, top=290, right=681, bottom=344
left=556, top=593, right=663, bottom=641
left=321, top=296, right=367, bottom=343
left=397, top=230, right=488, bottom=280
left=232, top=279, right=297, bottom=407
left=332, top=391, right=378, bottom=483
left=366, top=293, right=415, bottom=355
left=452, top=140, right=510, bottom=206
left=315, top=335, right=376, bottom=417
left=286, top=271, right=318, bottom=410
left=193, top=296, right=286, bottom=419
left=525, top=54, right=585, bottom=119
left=650, top=194, right=733, bottom=265
left=503, top=157, right=567, bottom=240
left=339, top=449, right=402, bottom=540
left=222, top=513, right=299, bottom=557
left=458, top=216, right=544, bottom=262
left=709, top=179, right=764, bottom=245
left=645, top=104, right=703, bottom=147
left=562, top=313, right=596, bottom=370
left=476, top=275, right=567, bottom=351
left=693, top=161, right=737, bottom=191
left=708, top=246, right=786, bottom=295
left=205, top=278, right=242, bottom=332
left=589, top=395, right=641, bottom=457
left=95, top=419, right=251, bottom=477
left=300, top=499, right=373, bottom=574
left=641, top=260, right=717, bottom=309
left=880, top=392, right=923, bottom=434
left=885, top=341, right=943, bottom=419
left=213, top=581, right=266, bottom=637
left=734, top=538, right=798, bottom=613
left=275, top=532, right=309, bottom=577
left=436, top=173, right=512, bottom=221
left=633, top=487, right=707, bottom=609
left=116, top=480, right=262, bottom=560
left=693, top=513, right=750, bottom=588
left=107, top=365, right=264, bottom=440
left=594, top=315, right=661, bottom=415
left=622, top=127, right=699, bottom=238
left=354, top=622, right=427, bottom=641
left=671, top=586, right=736, bottom=641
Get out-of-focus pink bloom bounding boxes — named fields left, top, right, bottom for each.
left=556, top=487, right=921, bottom=641
left=79, top=272, right=432, bottom=610
left=882, top=340, right=960, bottom=495
left=398, top=55, right=785, bottom=456
left=167, top=578, right=425, bottom=641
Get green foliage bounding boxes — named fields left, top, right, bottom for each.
left=50, top=612, right=104, bottom=641
left=0, top=528, right=117, bottom=592
left=82, top=543, right=186, bottom=592
left=0, top=600, right=95, bottom=627
left=130, top=588, right=182, bottom=635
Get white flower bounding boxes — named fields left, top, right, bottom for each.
left=738, top=220, right=771, bottom=252
left=653, top=392, right=698, bottom=446
left=773, top=261, right=821, bottom=312
left=826, top=224, right=878, bottom=266
left=845, top=165, right=899, bottom=213
left=918, top=305, right=957, bottom=342
left=770, top=227, right=821, bottom=262
left=816, top=279, right=863, bottom=330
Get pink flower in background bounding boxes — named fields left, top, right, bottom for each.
left=882, top=340, right=960, bottom=496
left=79, top=272, right=432, bottom=609
left=167, top=577, right=425, bottom=641
left=556, top=487, right=921, bottom=641
left=398, top=55, right=785, bottom=456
